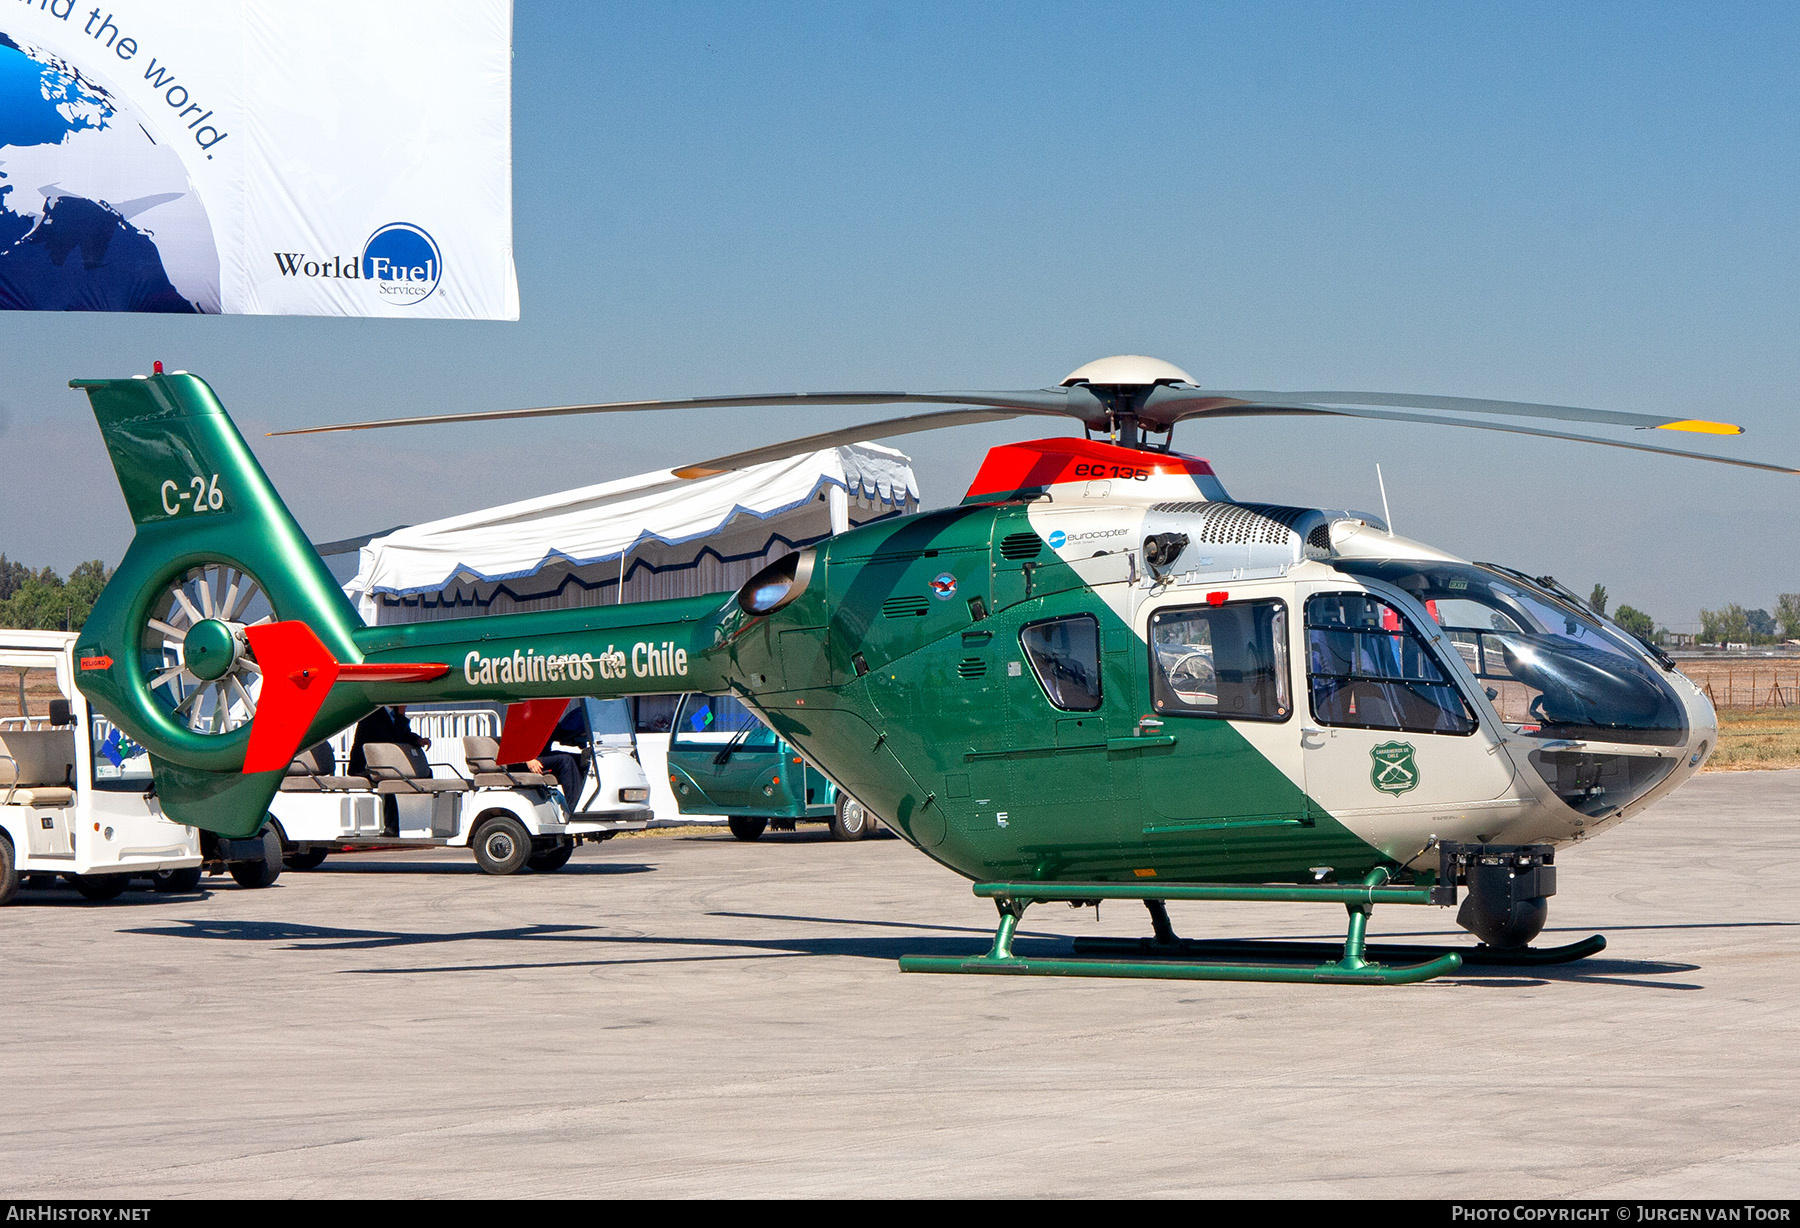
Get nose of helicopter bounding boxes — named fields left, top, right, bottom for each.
left=1674, top=670, right=1721, bottom=775
left=1566, top=664, right=1719, bottom=833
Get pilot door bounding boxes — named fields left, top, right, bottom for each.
left=1296, top=585, right=1516, bottom=836
left=1133, top=589, right=1312, bottom=838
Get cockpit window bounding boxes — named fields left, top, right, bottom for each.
left=1337, top=561, right=1687, bottom=748
left=1306, top=593, right=1477, bottom=735
left=1149, top=600, right=1291, bottom=721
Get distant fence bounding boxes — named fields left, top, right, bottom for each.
left=1674, top=661, right=1800, bottom=711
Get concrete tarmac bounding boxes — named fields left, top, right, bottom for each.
left=4, top=771, right=1797, bottom=1199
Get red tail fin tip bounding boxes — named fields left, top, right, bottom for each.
left=243, top=622, right=341, bottom=773
left=494, top=698, right=571, bottom=767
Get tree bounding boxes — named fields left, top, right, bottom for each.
left=1746, top=609, right=1778, bottom=642
left=0, top=554, right=30, bottom=602
left=64, top=559, right=110, bottom=615
left=1588, top=584, right=1608, bottom=616
left=1614, top=604, right=1655, bottom=641
left=1699, top=603, right=1750, bottom=646
left=0, top=559, right=113, bottom=630
left=1777, top=593, right=1800, bottom=641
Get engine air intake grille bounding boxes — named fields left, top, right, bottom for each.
left=1306, top=523, right=1333, bottom=552
left=882, top=596, right=930, bottom=618
left=999, top=532, right=1043, bottom=560
left=1147, top=501, right=1321, bottom=546
left=957, top=657, right=987, bottom=679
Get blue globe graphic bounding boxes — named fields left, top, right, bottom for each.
left=0, top=30, right=220, bottom=312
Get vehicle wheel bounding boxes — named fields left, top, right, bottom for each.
left=526, top=841, right=574, bottom=872
left=228, top=826, right=284, bottom=889
left=151, top=866, right=204, bottom=893
left=0, top=836, right=16, bottom=906
left=829, top=795, right=871, bottom=841
left=472, top=816, right=532, bottom=875
left=727, top=816, right=767, bottom=842
left=69, top=873, right=131, bottom=902
left=284, top=847, right=329, bottom=871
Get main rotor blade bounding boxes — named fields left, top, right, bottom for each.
left=671, top=408, right=1041, bottom=478
left=1201, top=403, right=1800, bottom=474
left=269, top=389, right=1084, bottom=436
left=1144, top=386, right=1743, bottom=434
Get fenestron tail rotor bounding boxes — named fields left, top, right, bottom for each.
left=71, top=370, right=378, bottom=838
left=265, top=354, right=1794, bottom=479
left=141, top=562, right=273, bottom=737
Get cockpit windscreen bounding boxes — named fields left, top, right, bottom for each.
left=1337, top=561, right=1687, bottom=747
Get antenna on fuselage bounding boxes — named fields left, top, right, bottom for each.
left=1376, top=463, right=1395, bottom=536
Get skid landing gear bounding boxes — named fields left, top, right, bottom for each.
left=1071, top=900, right=1607, bottom=968
left=899, top=871, right=1469, bottom=985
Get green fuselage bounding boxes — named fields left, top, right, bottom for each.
left=338, top=502, right=1379, bottom=884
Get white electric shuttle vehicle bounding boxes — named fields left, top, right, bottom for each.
left=0, top=631, right=282, bottom=903
left=266, top=698, right=653, bottom=874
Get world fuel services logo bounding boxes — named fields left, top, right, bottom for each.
left=363, top=222, right=441, bottom=305
left=271, top=221, right=442, bottom=306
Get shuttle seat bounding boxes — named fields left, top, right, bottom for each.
left=363, top=742, right=470, bottom=794
left=281, top=742, right=371, bottom=792
left=0, top=729, right=76, bottom=807
left=462, top=736, right=556, bottom=789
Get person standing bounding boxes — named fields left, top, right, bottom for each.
left=349, top=705, right=430, bottom=836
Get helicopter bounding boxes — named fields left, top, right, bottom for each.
left=65, top=357, right=1797, bottom=985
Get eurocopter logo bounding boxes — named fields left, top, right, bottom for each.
left=1047, top=528, right=1124, bottom=550
left=271, top=222, right=442, bottom=305
left=1370, top=741, right=1420, bottom=796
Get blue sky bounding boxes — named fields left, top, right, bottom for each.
left=3, top=2, right=1797, bottom=629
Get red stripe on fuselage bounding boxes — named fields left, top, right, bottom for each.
left=964, top=438, right=1215, bottom=502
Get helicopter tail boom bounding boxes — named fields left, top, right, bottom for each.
left=69, top=371, right=739, bottom=837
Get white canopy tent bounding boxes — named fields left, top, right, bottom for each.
left=340, top=444, right=918, bottom=827
left=344, top=443, right=919, bottom=625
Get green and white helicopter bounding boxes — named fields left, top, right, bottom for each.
left=67, top=357, right=1795, bottom=985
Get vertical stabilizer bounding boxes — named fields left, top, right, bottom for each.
left=71, top=372, right=370, bottom=835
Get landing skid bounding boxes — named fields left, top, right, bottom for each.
left=900, top=872, right=1485, bottom=986
left=1071, top=924, right=1607, bottom=968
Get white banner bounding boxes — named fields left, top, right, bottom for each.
left=0, top=0, right=516, bottom=318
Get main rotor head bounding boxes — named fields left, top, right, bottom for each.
left=1060, top=355, right=1197, bottom=388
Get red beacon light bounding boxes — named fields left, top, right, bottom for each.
left=1206, top=591, right=1229, bottom=606
left=152, top=360, right=163, bottom=374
